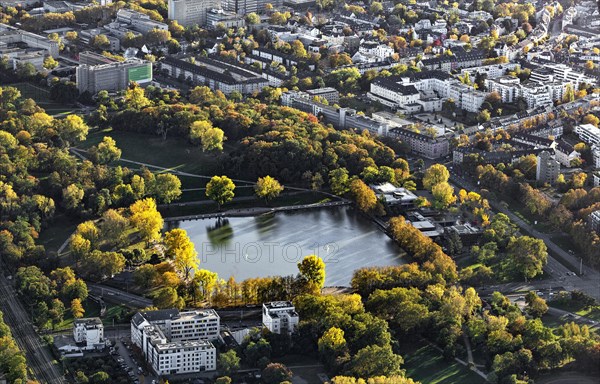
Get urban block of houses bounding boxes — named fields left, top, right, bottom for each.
left=131, top=309, right=220, bottom=375
left=368, top=71, right=487, bottom=114
left=158, top=56, right=269, bottom=95
left=262, top=302, right=299, bottom=335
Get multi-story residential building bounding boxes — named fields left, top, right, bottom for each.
left=593, top=146, right=600, bottom=169
left=306, top=87, right=340, bottom=104
left=388, top=127, right=450, bottom=159
left=589, top=210, right=600, bottom=234
left=369, top=77, right=420, bottom=110
left=116, top=9, right=168, bottom=33
left=0, top=23, right=59, bottom=57
left=536, top=150, right=560, bottom=184
left=140, top=325, right=216, bottom=375
left=555, top=140, right=580, bottom=167
left=281, top=90, right=390, bottom=136
left=131, top=309, right=220, bottom=347
left=575, top=124, right=600, bottom=146
left=76, top=59, right=152, bottom=94
left=206, top=8, right=245, bottom=30
left=459, top=63, right=519, bottom=80
left=159, top=56, right=268, bottom=95
left=132, top=309, right=219, bottom=375
left=223, top=0, right=279, bottom=14
left=168, top=0, right=219, bottom=27
left=355, top=41, right=394, bottom=62
left=420, top=49, right=485, bottom=72
left=593, top=172, right=600, bottom=187
left=262, top=302, right=299, bottom=335
left=73, top=318, right=104, bottom=350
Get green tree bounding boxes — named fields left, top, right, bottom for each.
left=154, top=287, right=183, bottom=309
left=246, top=12, right=260, bottom=24
left=262, top=363, right=292, bottom=384
left=525, top=291, right=548, bottom=318
left=255, top=176, right=284, bottom=203
left=329, top=168, right=350, bottom=195
left=90, top=136, right=121, bottom=164
left=218, top=350, right=240, bottom=376
left=507, top=236, right=547, bottom=281
left=206, top=176, right=235, bottom=210
left=153, top=173, right=182, bottom=204
left=350, top=344, right=403, bottom=378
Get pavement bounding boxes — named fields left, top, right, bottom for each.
left=0, top=271, right=67, bottom=384
left=88, top=283, right=153, bottom=308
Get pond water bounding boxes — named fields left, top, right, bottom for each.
left=174, top=207, right=406, bottom=286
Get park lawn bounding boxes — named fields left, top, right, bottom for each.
left=37, top=213, right=79, bottom=254
left=81, top=128, right=237, bottom=176
left=12, top=82, right=77, bottom=114
left=550, top=301, right=600, bottom=322
left=400, top=341, right=484, bottom=384
left=55, top=300, right=132, bottom=330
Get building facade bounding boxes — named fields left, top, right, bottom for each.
left=168, top=0, right=219, bottom=27
left=536, top=150, right=560, bottom=184
left=73, top=318, right=104, bottom=349
left=262, top=302, right=299, bottom=335
left=76, top=59, right=152, bottom=94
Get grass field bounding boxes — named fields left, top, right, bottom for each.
left=37, top=213, right=79, bottom=254
left=400, top=341, right=485, bottom=384
left=12, top=82, right=77, bottom=115
left=55, top=300, right=132, bottom=330
left=550, top=301, right=600, bottom=322
left=81, top=128, right=234, bottom=177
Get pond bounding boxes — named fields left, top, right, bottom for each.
left=174, top=207, right=406, bottom=286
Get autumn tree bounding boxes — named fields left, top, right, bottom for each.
left=218, top=350, right=240, bottom=376
left=431, top=182, right=456, bottom=209
left=255, top=176, right=284, bottom=203
left=164, top=228, right=199, bottom=281
left=190, top=120, right=225, bottom=152
left=129, top=198, right=163, bottom=243
left=206, top=176, right=235, bottom=210
left=71, top=298, right=85, bottom=318
left=297, top=255, right=326, bottom=291
left=422, top=164, right=450, bottom=190
left=349, top=179, right=377, bottom=212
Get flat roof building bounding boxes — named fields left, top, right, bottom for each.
left=76, top=59, right=152, bottom=94
left=263, top=302, right=299, bottom=335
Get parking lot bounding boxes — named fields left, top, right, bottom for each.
left=112, top=338, right=159, bottom=384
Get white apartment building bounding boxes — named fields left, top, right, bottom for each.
left=131, top=309, right=220, bottom=347
left=73, top=318, right=104, bottom=350
left=132, top=309, right=219, bottom=376
left=592, top=146, right=600, bottom=169
left=141, top=325, right=216, bottom=375
left=168, top=0, right=220, bottom=27
left=575, top=124, right=600, bottom=146
left=447, top=82, right=486, bottom=113
left=262, top=302, right=299, bottom=335
left=0, top=23, right=59, bottom=57
left=358, top=41, right=394, bottom=60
